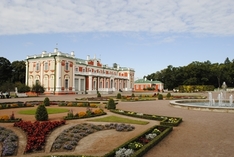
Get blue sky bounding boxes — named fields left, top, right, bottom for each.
left=0, top=0, right=234, bottom=80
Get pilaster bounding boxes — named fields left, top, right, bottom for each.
left=56, top=59, right=62, bottom=92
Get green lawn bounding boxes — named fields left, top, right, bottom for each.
left=18, top=108, right=69, bottom=115
left=89, top=115, right=149, bottom=125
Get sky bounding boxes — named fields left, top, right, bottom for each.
left=0, top=0, right=234, bottom=80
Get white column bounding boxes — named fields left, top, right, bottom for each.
left=72, top=63, right=75, bottom=91
left=78, top=78, right=81, bottom=91
left=56, top=59, right=61, bottom=91
left=97, top=77, right=100, bottom=90
left=88, top=76, right=92, bottom=91
left=25, top=61, right=28, bottom=85
left=40, top=62, right=43, bottom=84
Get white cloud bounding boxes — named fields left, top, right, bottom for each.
left=0, top=0, right=234, bottom=36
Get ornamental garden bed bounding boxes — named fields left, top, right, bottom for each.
left=0, top=126, right=18, bottom=156
left=51, top=123, right=135, bottom=153
left=110, top=109, right=182, bottom=126
left=63, top=108, right=107, bottom=120
left=13, top=120, right=65, bottom=154
left=104, top=125, right=173, bottom=157
left=0, top=97, right=179, bottom=157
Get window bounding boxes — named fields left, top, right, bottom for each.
left=111, top=80, right=113, bottom=88
left=93, top=81, right=96, bottom=90
left=99, top=81, right=102, bottom=88
left=36, top=63, right=40, bottom=71
left=65, top=62, right=69, bottom=71
left=65, top=79, right=68, bottom=89
left=75, top=78, right=79, bottom=91
left=44, top=62, right=48, bottom=71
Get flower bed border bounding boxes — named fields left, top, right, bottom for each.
left=103, top=125, right=173, bottom=157
left=0, top=118, right=22, bottom=123
left=63, top=112, right=107, bottom=120
left=110, top=109, right=182, bottom=126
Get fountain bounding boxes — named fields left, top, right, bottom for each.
left=208, top=91, right=233, bottom=107
left=170, top=82, right=234, bottom=112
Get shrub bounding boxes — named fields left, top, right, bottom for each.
left=77, top=102, right=84, bottom=107
left=0, top=115, right=9, bottom=120
left=158, top=94, right=163, bottom=100
left=78, top=112, right=86, bottom=118
left=107, top=98, right=116, bottom=109
left=43, top=97, right=50, bottom=106
left=86, top=107, right=93, bottom=116
left=90, top=104, right=97, bottom=108
left=67, top=109, right=74, bottom=118
left=67, top=102, right=73, bottom=106
left=94, top=108, right=103, bottom=115
left=35, top=104, right=48, bottom=121
left=97, top=91, right=101, bottom=97
left=131, top=93, right=135, bottom=97
left=10, top=103, right=18, bottom=108
left=166, top=93, right=171, bottom=98
left=117, top=93, right=122, bottom=99
left=10, top=111, right=15, bottom=120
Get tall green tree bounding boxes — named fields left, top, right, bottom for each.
left=11, top=60, right=26, bottom=83
left=35, top=104, right=48, bottom=121
left=31, top=82, right=45, bottom=96
left=0, top=57, right=12, bottom=86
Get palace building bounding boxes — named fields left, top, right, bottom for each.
left=134, top=78, right=164, bottom=92
left=25, top=48, right=135, bottom=95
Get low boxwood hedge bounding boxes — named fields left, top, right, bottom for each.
left=110, top=109, right=182, bottom=126
left=103, top=125, right=173, bottom=157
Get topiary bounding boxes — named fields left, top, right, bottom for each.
left=117, top=93, right=122, bottom=99
left=44, top=97, right=50, bottom=106
left=158, top=94, right=163, bottom=100
left=35, top=104, right=48, bottom=121
left=107, top=98, right=116, bottom=109
left=166, top=92, right=171, bottom=98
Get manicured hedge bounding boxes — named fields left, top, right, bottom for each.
left=103, top=125, right=173, bottom=157
left=110, top=109, right=182, bottom=126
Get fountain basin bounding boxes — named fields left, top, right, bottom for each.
left=170, top=99, right=234, bottom=113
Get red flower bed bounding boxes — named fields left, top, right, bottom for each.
left=13, top=120, right=65, bottom=153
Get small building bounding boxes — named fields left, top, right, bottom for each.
left=134, top=78, right=164, bottom=92
left=25, top=48, right=135, bottom=95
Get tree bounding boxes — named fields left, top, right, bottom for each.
left=106, top=98, right=116, bottom=109
left=35, top=104, right=48, bottom=121
left=11, top=60, right=26, bottom=83
left=43, top=97, right=50, bottom=106
left=31, top=82, right=45, bottom=96
left=0, top=81, right=14, bottom=93
left=0, top=57, right=12, bottom=86
left=16, top=82, right=30, bottom=93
